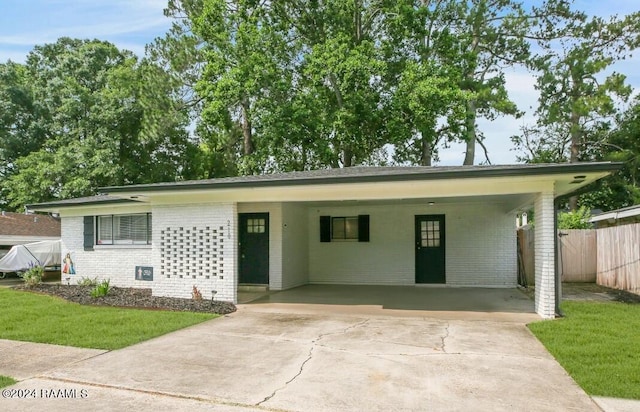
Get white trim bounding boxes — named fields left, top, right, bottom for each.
left=590, top=206, right=640, bottom=222
left=94, top=245, right=152, bottom=250
left=0, top=236, right=60, bottom=246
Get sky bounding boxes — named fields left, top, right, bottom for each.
left=0, top=0, right=638, bottom=166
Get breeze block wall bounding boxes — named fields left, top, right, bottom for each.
left=151, top=203, right=238, bottom=303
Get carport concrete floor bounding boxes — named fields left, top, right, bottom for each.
left=2, top=286, right=605, bottom=411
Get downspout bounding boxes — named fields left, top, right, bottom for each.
left=554, top=198, right=563, bottom=317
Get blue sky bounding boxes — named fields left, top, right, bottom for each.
left=0, top=0, right=638, bottom=165
left=0, top=0, right=170, bottom=62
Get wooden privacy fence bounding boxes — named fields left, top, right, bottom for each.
left=558, top=229, right=597, bottom=282
left=518, top=227, right=597, bottom=285
left=518, top=223, right=640, bottom=294
left=597, top=224, right=640, bottom=294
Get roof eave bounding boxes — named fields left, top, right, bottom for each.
left=101, top=162, right=624, bottom=194
left=27, top=198, right=139, bottom=212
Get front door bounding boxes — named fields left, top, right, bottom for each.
left=415, top=215, right=446, bottom=284
left=239, top=213, right=269, bottom=284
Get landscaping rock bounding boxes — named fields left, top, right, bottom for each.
left=14, top=284, right=236, bottom=315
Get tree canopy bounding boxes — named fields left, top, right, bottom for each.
left=1, top=1, right=639, bottom=212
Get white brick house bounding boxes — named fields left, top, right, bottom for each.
left=30, top=163, right=620, bottom=318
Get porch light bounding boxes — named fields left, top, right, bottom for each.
left=428, top=202, right=435, bottom=206
left=570, top=175, right=587, bottom=184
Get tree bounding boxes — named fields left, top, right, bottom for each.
left=383, top=0, right=569, bottom=165
left=0, top=38, right=194, bottom=210
left=579, top=96, right=640, bottom=211
left=516, top=11, right=640, bottom=208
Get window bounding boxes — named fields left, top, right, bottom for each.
left=331, top=217, right=358, bottom=240
left=420, top=220, right=440, bottom=247
left=320, top=215, right=369, bottom=242
left=246, top=218, right=266, bottom=233
left=96, top=213, right=152, bottom=245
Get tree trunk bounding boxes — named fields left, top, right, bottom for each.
left=463, top=99, right=477, bottom=165
left=241, top=98, right=253, bottom=156
left=343, top=147, right=353, bottom=167
left=568, top=79, right=581, bottom=210
left=420, top=131, right=432, bottom=166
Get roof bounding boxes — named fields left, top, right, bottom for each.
left=0, top=212, right=61, bottom=237
left=589, top=204, right=640, bottom=223
left=100, top=163, right=621, bottom=193
left=28, top=162, right=622, bottom=210
left=27, top=195, right=141, bottom=210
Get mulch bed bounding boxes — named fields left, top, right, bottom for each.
left=14, top=284, right=236, bottom=315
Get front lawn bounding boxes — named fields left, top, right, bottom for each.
left=528, top=301, right=640, bottom=399
left=0, top=288, right=216, bottom=350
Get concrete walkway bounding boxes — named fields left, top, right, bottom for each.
left=1, top=286, right=638, bottom=411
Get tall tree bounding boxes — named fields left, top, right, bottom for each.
left=0, top=38, right=193, bottom=210
left=190, top=0, right=291, bottom=174
left=516, top=10, right=640, bottom=208
left=579, top=96, right=640, bottom=211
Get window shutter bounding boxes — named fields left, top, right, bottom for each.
left=320, top=216, right=331, bottom=242
left=358, top=215, right=370, bottom=242
left=83, top=216, right=95, bottom=251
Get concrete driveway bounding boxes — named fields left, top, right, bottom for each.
left=3, top=288, right=599, bottom=412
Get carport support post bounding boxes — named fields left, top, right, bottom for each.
left=534, top=191, right=556, bottom=318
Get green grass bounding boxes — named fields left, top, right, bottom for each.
left=528, top=301, right=640, bottom=399
left=0, top=288, right=216, bottom=350
left=0, top=375, right=17, bottom=388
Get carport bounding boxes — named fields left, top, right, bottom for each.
left=30, top=162, right=621, bottom=319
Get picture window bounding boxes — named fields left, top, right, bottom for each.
left=96, top=213, right=152, bottom=245
left=331, top=216, right=359, bottom=240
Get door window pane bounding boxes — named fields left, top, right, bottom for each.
left=421, top=219, right=441, bottom=248
left=247, top=218, right=266, bottom=234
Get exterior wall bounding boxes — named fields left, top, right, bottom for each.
left=308, top=202, right=516, bottom=287
left=281, top=203, right=309, bottom=289
left=237, top=203, right=283, bottom=289
left=534, top=191, right=556, bottom=318
left=60, top=217, right=153, bottom=287
left=60, top=203, right=238, bottom=303
left=152, top=203, right=237, bottom=302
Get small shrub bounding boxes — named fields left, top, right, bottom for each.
left=558, top=206, right=592, bottom=229
left=21, top=264, right=44, bottom=288
left=77, top=277, right=98, bottom=287
left=91, top=279, right=111, bottom=298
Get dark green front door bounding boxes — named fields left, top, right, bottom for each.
left=415, top=215, right=446, bottom=284
left=239, top=213, right=269, bottom=284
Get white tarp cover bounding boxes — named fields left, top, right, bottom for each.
left=0, top=240, right=61, bottom=272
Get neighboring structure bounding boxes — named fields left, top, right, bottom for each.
left=29, top=163, right=620, bottom=318
left=0, top=211, right=61, bottom=258
left=589, top=204, right=640, bottom=228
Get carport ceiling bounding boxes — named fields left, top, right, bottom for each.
left=301, top=193, right=538, bottom=212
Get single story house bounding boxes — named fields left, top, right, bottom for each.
left=29, top=163, right=620, bottom=318
left=589, top=204, right=640, bottom=228
left=0, top=211, right=61, bottom=258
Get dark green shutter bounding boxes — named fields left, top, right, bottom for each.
left=358, top=215, right=370, bottom=242
left=83, top=216, right=94, bottom=251
left=320, top=216, right=331, bottom=242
